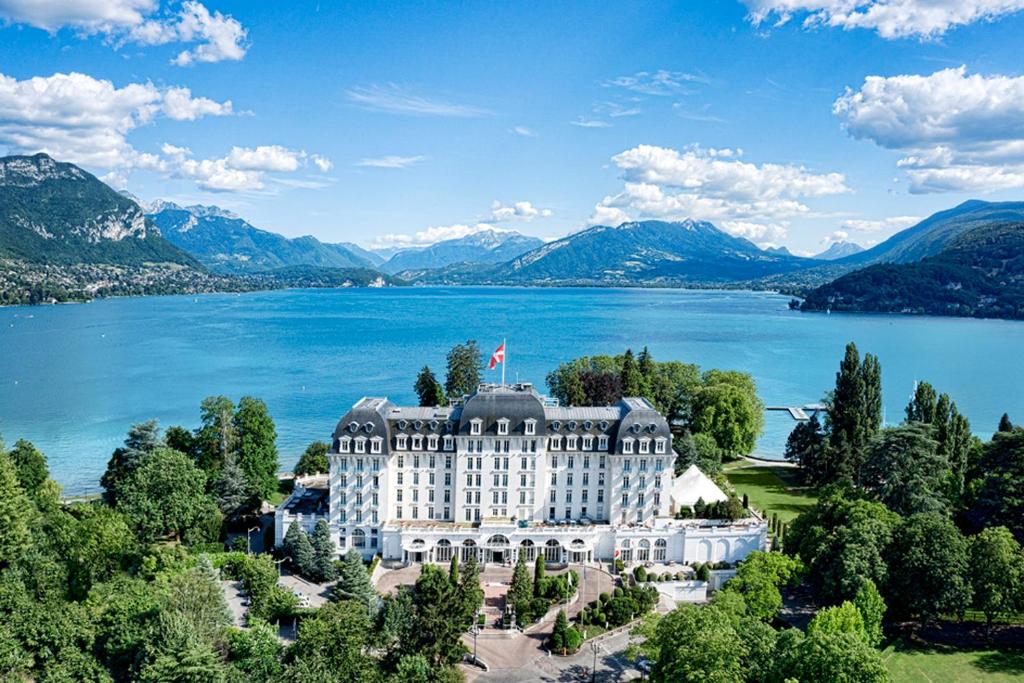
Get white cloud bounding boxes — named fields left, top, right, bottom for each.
left=161, top=86, right=233, bottom=120
left=510, top=125, right=536, bottom=137
left=490, top=200, right=553, bottom=222
left=742, top=0, right=1024, bottom=39
left=370, top=222, right=506, bottom=249
left=834, top=66, right=1024, bottom=192
left=0, top=70, right=228, bottom=168
left=311, top=154, right=333, bottom=172
left=589, top=144, right=849, bottom=242
left=346, top=84, right=488, bottom=117
left=0, top=0, right=247, bottom=65
left=822, top=229, right=850, bottom=245
left=841, top=215, right=921, bottom=232
left=163, top=144, right=331, bottom=192
left=356, top=154, right=426, bottom=169
left=571, top=117, right=611, bottom=128
left=603, top=70, right=709, bottom=96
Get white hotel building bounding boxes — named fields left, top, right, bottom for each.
left=276, top=383, right=767, bottom=567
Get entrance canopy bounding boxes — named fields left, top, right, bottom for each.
left=401, top=538, right=434, bottom=552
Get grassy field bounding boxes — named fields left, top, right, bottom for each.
left=723, top=461, right=817, bottom=523
left=883, top=643, right=1024, bottom=682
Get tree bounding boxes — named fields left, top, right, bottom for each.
left=117, top=447, right=212, bottom=543
left=283, top=522, right=314, bottom=577
left=550, top=609, right=571, bottom=652
left=886, top=512, right=972, bottom=622
left=228, top=619, right=283, bottom=682
left=448, top=554, right=459, bottom=583
left=853, top=579, right=886, bottom=648
left=807, top=602, right=867, bottom=642
left=0, top=450, right=31, bottom=567
left=411, top=564, right=467, bottom=666
left=101, top=420, right=164, bottom=505
left=456, top=552, right=484, bottom=630
left=288, top=600, right=378, bottom=680
left=63, top=503, right=136, bottom=599
left=140, top=640, right=229, bottom=683
left=334, top=549, right=374, bottom=607
left=508, top=549, right=533, bottom=619
left=692, top=370, right=764, bottom=457
left=723, top=551, right=801, bottom=622
left=195, top=396, right=236, bottom=475
left=824, top=343, right=882, bottom=484
left=649, top=602, right=746, bottom=683
left=905, top=381, right=938, bottom=424
left=294, top=441, right=329, bottom=477
left=164, top=425, right=196, bottom=459
left=785, top=494, right=900, bottom=603
left=533, top=555, right=545, bottom=596
left=8, top=439, right=48, bottom=497
left=860, top=423, right=948, bottom=516
left=234, top=396, right=279, bottom=501
left=998, top=413, right=1014, bottom=433
left=969, top=526, right=1024, bottom=624
left=444, top=340, right=482, bottom=400
left=214, top=451, right=255, bottom=520
left=620, top=349, right=645, bottom=397
left=308, top=519, right=337, bottom=583
left=784, top=415, right=828, bottom=483
left=674, top=432, right=723, bottom=475
left=165, top=555, right=232, bottom=647
left=969, top=428, right=1024, bottom=544
left=414, top=366, right=446, bottom=407
left=771, top=630, right=889, bottom=683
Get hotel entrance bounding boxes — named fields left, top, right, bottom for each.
left=485, top=534, right=511, bottom=564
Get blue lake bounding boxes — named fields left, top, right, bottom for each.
left=1, top=287, right=1022, bottom=494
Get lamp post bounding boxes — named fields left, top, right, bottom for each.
left=590, top=640, right=600, bottom=683
left=247, top=525, right=260, bottom=554
left=470, top=623, right=480, bottom=667
left=274, top=556, right=291, bottom=576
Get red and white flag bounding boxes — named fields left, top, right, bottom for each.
left=488, top=341, right=506, bottom=369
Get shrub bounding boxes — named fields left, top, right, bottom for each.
left=675, top=571, right=686, bottom=581
left=613, top=587, right=624, bottom=598
left=696, top=564, right=710, bottom=581
left=599, top=592, right=611, bottom=604
left=662, top=572, right=673, bottom=581
left=614, top=559, right=625, bottom=572
left=530, top=597, right=548, bottom=621
left=564, top=627, right=582, bottom=652
left=605, top=596, right=639, bottom=626
left=633, top=566, right=647, bottom=583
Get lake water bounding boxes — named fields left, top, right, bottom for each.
left=2, top=287, right=1022, bottom=494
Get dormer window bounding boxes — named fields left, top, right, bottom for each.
left=355, top=437, right=367, bottom=454
left=412, top=435, right=423, bottom=450
left=655, top=438, right=666, bottom=454
left=550, top=435, right=562, bottom=450
left=567, top=435, right=579, bottom=450
left=622, top=438, right=634, bottom=454
left=396, top=435, right=408, bottom=450
left=443, top=435, right=454, bottom=451
left=370, top=437, right=383, bottom=454
left=524, top=419, right=536, bottom=436
left=639, top=438, right=650, bottom=454
left=497, top=418, right=510, bottom=436
left=470, top=419, right=483, bottom=436
left=340, top=437, right=351, bottom=453
left=598, top=435, right=609, bottom=450
left=582, top=435, right=593, bottom=450
left=428, top=435, right=439, bottom=450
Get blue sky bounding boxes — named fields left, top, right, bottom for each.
left=2, top=1, right=1024, bottom=254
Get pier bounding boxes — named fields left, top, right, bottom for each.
left=766, top=404, right=828, bottom=421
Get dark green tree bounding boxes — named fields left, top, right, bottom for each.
left=770, top=630, right=889, bottom=683
left=905, top=381, right=938, bottom=424
left=8, top=439, right=48, bottom=498
left=998, top=413, right=1014, bottom=433
left=414, top=366, right=446, bottom=407
left=234, top=396, right=279, bottom=501
left=508, top=549, right=533, bottom=619
left=117, top=446, right=213, bottom=543
left=674, top=432, right=723, bottom=475
left=533, top=554, right=545, bottom=596
left=649, top=602, right=746, bottom=682
left=692, top=370, right=764, bottom=457
left=411, top=564, right=466, bottom=666
left=288, top=600, right=378, bottom=680
left=784, top=415, right=830, bottom=483
left=886, top=512, right=972, bottom=622
left=163, top=425, right=196, bottom=460
left=824, top=342, right=882, bottom=484
left=444, top=340, right=482, bottom=400
left=0, top=450, right=31, bottom=567
left=620, top=349, right=645, bottom=397
left=550, top=609, right=571, bottom=651
left=227, top=619, right=283, bottom=682
left=308, top=519, right=337, bottom=583
left=164, top=555, right=232, bottom=647
left=448, top=554, right=459, bottom=583
left=333, top=549, right=375, bottom=607
left=283, top=522, right=314, bottom=576
left=456, top=552, right=484, bottom=630
left=860, top=423, right=947, bottom=516
left=294, top=441, right=329, bottom=476
left=101, top=420, right=164, bottom=506
left=969, top=428, right=1024, bottom=543
left=214, top=451, right=255, bottom=520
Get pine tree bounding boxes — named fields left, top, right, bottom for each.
left=309, top=519, right=337, bottom=583
left=214, top=452, right=253, bottom=520
left=414, top=366, right=446, bottom=407
left=638, top=346, right=655, bottom=384
left=998, top=413, right=1014, bottom=433
left=509, top=549, right=533, bottom=614
left=0, top=450, right=31, bottom=567
left=449, top=554, right=459, bottom=583
left=534, top=554, right=546, bottom=596
left=101, top=420, right=164, bottom=506
left=457, top=552, right=484, bottom=630
left=283, top=523, right=315, bottom=577
left=234, top=396, right=279, bottom=501
left=445, top=341, right=483, bottom=400
left=333, top=549, right=374, bottom=606
left=550, top=609, right=570, bottom=651
left=620, top=349, right=644, bottom=397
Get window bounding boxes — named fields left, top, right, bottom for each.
left=639, top=458, right=647, bottom=472
left=637, top=492, right=645, bottom=506
left=621, top=493, right=629, bottom=507
left=582, top=472, right=589, bottom=486
left=497, top=419, right=509, bottom=436
left=655, top=439, right=666, bottom=454
left=413, top=455, right=420, bottom=468
left=599, top=455, right=606, bottom=468
left=493, top=473, right=500, bottom=487
left=339, top=509, right=346, bottom=522
left=550, top=435, right=562, bottom=450
left=340, top=491, right=347, bottom=505
left=412, top=489, right=419, bottom=502
left=568, top=455, right=575, bottom=468
left=567, top=435, right=578, bottom=450
left=355, top=438, right=366, bottom=454
left=428, top=435, right=438, bottom=450
left=396, top=489, right=403, bottom=502
left=525, top=419, right=536, bottom=435
left=623, top=475, right=630, bottom=488
left=623, top=459, right=632, bottom=473
left=520, top=474, right=527, bottom=486
left=598, top=436, right=608, bottom=450
left=412, top=436, right=422, bottom=451
left=396, top=506, right=403, bottom=519
left=470, top=419, right=482, bottom=436
left=598, top=471, right=605, bottom=486
left=397, top=455, right=405, bottom=468
left=655, top=458, right=664, bottom=472
left=412, top=507, right=419, bottom=519
left=582, top=489, right=589, bottom=502
left=429, top=472, right=435, bottom=485
left=444, top=436, right=454, bottom=451
left=445, top=472, right=451, bottom=486
left=397, top=472, right=404, bottom=485
left=550, top=490, right=556, bottom=502
left=636, top=510, right=644, bottom=524
left=466, top=491, right=473, bottom=504
left=597, top=489, right=604, bottom=503
left=654, top=539, right=667, bottom=562
left=521, top=456, right=528, bottom=470
left=339, top=474, right=348, bottom=487
left=565, top=507, right=572, bottom=519
left=583, top=455, right=590, bottom=469
left=639, top=439, right=650, bottom=454
left=340, top=438, right=351, bottom=453
left=396, top=435, right=408, bottom=450
left=550, top=472, right=557, bottom=486
left=371, top=438, right=382, bottom=454
left=622, top=439, right=634, bottom=454
left=583, top=436, right=593, bottom=450
left=444, top=490, right=450, bottom=503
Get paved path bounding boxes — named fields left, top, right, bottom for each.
left=221, top=580, right=247, bottom=627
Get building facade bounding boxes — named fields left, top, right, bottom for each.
left=276, top=383, right=767, bottom=566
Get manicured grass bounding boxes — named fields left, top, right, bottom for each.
left=883, top=643, right=1024, bottom=683
left=723, top=462, right=817, bottom=523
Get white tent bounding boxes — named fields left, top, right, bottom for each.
left=670, top=464, right=728, bottom=509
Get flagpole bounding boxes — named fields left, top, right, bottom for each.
left=501, top=338, right=506, bottom=387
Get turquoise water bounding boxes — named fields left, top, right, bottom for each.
left=1, top=287, right=1022, bottom=494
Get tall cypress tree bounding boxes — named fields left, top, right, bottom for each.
left=620, top=349, right=644, bottom=397
left=998, top=413, right=1014, bottom=433
left=414, top=366, right=446, bottom=407
left=825, top=343, right=882, bottom=485
left=234, top=396, right=279, bottom=501
left=508, top=549, right=533, bottom=615
left=905, top=382, right=938, bottom=424
left=309, top=519, right=337, bottom=583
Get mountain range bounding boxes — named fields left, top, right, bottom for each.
left=382, top=230, right=544, bottom=274
left=813, top=241, right=864, bottom=261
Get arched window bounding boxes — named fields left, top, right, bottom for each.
left=544, top=538, right=562, bottom=563
left=519, top=539, right=536, bottom=561
left=461, top=539, right=478, bottom=562
left=436, top=539, right=453, bottom=563
left=637, top=538, right=650, bottom=562
left=654, top=538, right=667, bottom=562
left=353, top=528, right=366, bottom=548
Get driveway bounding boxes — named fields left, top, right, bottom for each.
left=221, top=580, right=247, bottom=627
left=277, top=570, right=333, bottom=608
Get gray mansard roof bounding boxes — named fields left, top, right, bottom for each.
left=332, top=383, right=672, bottom=455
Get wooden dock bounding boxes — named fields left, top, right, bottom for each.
left=766, top=405, right=828, bottom=421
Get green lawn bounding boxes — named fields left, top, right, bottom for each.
left=883, top=643, right=1024, bottom=682
left=723, top=462, right=817, bottom=523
